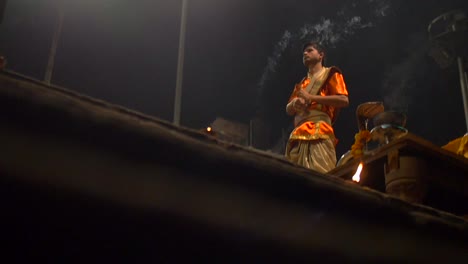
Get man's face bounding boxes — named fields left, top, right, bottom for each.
left=303, top=45, right=323, bottom=66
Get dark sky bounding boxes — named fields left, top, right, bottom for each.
left=1, top=0, right=467, bottom=157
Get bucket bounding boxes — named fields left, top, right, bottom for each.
left=384, top=156, right=428, bottom=203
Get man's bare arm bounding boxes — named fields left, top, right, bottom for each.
left=297, top=89, right=349, bottom=108
left=307, top=94, right=349, bottom=108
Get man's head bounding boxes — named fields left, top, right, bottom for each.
left=302, top=41, right=326, bottom=66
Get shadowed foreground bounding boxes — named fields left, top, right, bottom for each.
left=1, top=71, right=468, bottom=262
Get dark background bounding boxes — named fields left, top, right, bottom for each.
left=1, top=0, right=467, bottom=157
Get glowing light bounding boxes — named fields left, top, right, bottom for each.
left=206, top=127, right=212, bottom=132
left=352, top=162, right=363, bottom=183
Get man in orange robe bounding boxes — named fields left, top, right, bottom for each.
left=285, top=41, right=349, bottom=173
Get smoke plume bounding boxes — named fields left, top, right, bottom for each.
left=380, top=32, right=431, bottom=113
left=258, top=0, right=391, bottom=92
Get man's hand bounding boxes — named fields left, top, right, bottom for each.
left=293, top=97, right=308, bottom=112
left=297, top=89, right=312, bottom=103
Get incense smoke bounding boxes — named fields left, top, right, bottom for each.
left=258, top=0, right=391, bottom=92
left=380, top=32, right=430, bottom=113
left=257, top=30, right=292, bottom=90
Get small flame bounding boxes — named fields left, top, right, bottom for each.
left=206, top=127, right=212, bottom=132
left=352, top=162, right=363, bottom=182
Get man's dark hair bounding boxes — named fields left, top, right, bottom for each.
left=302, top=41, right=326, bottom=65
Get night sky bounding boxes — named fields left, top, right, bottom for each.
left=1, top=0, right=467, bottom=157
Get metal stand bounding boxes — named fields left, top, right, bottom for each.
left=428, top=10, right=468, bottom=133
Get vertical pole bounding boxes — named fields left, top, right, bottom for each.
left=0, top=0, right=8, bottom=24
left=173, top=0, right=188, bottom=126
left=457, top=57, right=468, bottom=132
left=249, top=119, right=253, bottom=147
left=45, top=5, right=64, bottom=85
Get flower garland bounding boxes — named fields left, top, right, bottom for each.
left=351, top=129, right=371, bottom=158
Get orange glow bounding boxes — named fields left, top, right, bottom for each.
left=206, top=127, right=212, bottom=132
left=352, top=162, right=363, bottom=183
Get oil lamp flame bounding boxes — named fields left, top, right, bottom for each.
left=352, top=162, right=363, bottom=182
left=206, top=127, right=212, bottom=132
